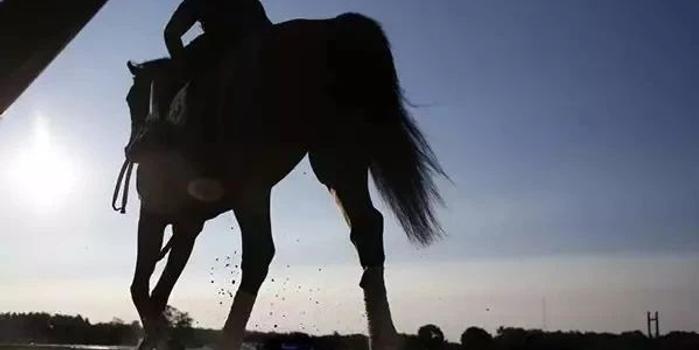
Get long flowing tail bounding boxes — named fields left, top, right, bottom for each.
left=332, top=14, right=448, bottom=245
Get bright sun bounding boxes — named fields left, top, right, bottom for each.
left=8, top=116, right=79, bottom=208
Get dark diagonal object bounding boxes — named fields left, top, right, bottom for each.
left=0, top=0, right=108, bottom=115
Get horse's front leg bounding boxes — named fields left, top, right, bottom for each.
left=131, top=210, right=167, bottom=350
left=150, top=220, right=204, bottom=313
left=146, top=220, right=204, bottom=349
left=221, top=189, right=274, bottom=350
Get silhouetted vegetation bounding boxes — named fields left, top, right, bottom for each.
left=2, top=312, right=699, bottom=349
left=0, top=313, right=140, bottom=345
left=461, top=326, right=494, bottom=349
left=417, top=324, right=446, bottom=349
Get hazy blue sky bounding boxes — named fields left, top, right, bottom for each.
left=1, top=0, right=698, bottom=340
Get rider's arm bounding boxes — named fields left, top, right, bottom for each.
left=164, top=1, right=197, bottom=61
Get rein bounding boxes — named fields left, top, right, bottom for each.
left=114, top=67, right=175, bottom=260
left=111, top=159, right=173, bottom=261
left=111, top=158, right=134, bottom=214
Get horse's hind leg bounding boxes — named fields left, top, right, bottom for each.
left=131, top=210, right=167, bottom=350
left=311, top=154, right=400, bottom=350
left=221, top=188, right=275, bottom=349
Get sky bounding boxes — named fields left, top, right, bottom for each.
left=1, top=0, right=698, bottom=341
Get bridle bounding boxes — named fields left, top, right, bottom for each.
left=111, top=73, right=152, bottom=214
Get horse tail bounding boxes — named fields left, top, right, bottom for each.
left=331, top=13, right=447, bottom=245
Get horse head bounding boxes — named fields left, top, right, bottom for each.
left=125, top=61, right=153, bottom=144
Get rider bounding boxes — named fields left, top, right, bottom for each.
left=128, top=0, right=271, bottom=159
left=165, top=0, right=271, bottom=76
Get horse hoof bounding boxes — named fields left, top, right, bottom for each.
left=217, top=336, right=245, bottom=350
left=370, top=334, right=403, bottom=350
left=136, top=337, right=155, bottom=350
left=155, top=337, right=172, bottom=350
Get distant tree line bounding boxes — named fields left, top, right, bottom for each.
left=473, top=326, right=699, bottom=350
left=0, top=312, right=140, bottom=345
left=237, top=325, right=699, bottom=350
left=2, top=312, right=699, bottom=349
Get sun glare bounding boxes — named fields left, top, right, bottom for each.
left=8, top=116, right=79, bottom=209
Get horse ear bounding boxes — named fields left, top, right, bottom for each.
left=127, top=61, right=140, bottom=76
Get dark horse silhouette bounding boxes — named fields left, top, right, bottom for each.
left=120, top=13, right=446, bottom=350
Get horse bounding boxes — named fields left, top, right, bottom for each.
left=120, top=13, right=446, bottom=350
